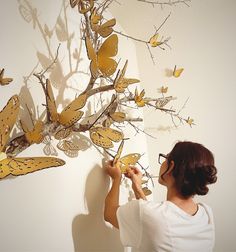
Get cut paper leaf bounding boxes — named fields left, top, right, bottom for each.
left=173, top=65, right=184, bottom=78
left=89, top=127, right=123, bottom=148
left=46, top=79, right=87, bottom=127
left=149, top=34, right=162, bottom=47
left=0, top=156, right=65, bottom=179
left=0, top=69, right=13, bottom=86
left=114, top=60, right=140, bottom=93
left=134, top=88, right=146, bottom=107
left=0, top=95, right=20, bottom=152
left=91, top=18, right=116, bottom=38
left=85, top=34, right=118, bottom=77
left=20, top=120, right=44, bottom=144
left=70, top=0, right=94, bottom=14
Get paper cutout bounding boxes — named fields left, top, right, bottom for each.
left=109, top=112, right=126, bottom=123
left=46, top=79, right=87, bottom=127
left=160, top=86, right=168, bottom=94
left=89, top=126, right=123, bottom=148
left=0, top=69, right=13, bottom=86
left=20, top=120, right=44, bottom=144
left=113, top=140, right=141, bottom=173
left=43, top=135, right=58, bottom=156
left=149, top=34, right=162, bottom=47
left=114, top=60, right=140, bottom=93
left=173, top=65, right=184, bottom=78
left=0, top=96, right=64, bottom=179
left=57, top=139, right=80, bottom=157
left=54, top=127, right=72, bottom=140
left=156, top=96, right=173, bottom=108
left=134, top=88, right=146, bottom=107
left=85, top=34, right=118, bottom=77
left=70, top=0, right=94, bottom=14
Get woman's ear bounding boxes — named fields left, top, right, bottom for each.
left=167, top=160, right=175, bottom=174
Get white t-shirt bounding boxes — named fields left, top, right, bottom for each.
left=117, top=200, right=215, bottom=252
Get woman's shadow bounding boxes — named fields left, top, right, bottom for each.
left=72, top=164, right=124, bottom=252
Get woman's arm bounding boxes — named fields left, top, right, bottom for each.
left=104, top=161, right=122, bottom=229
left=125, top=167, right=147, bottom=201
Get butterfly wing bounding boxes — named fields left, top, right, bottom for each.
left=119, top=153, right=141, bottom=173
left=110, top=112, right=126, bottom=122
left=97, top=18, right=116, bottom=38
left=113, top=139, right=124, bottom=165
left=0, top=69, right=13, bottom=86
left=97, top=34, right=118, bottom=77
left=0, top=95, right=20, bottom=152
left=46, top=79, right=59, bottom=122
left=59, top=94, right=87, bottom=127
left=0, top=157, right=65, bottom=179
left=85, top=36, right=99, bottom=77
left=89, top=127, right=123, bottom=148
left=173, top=65, right=184, bottom=78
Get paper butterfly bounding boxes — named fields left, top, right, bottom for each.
left=149, top=34, right=162, bottom=47
left=20, top=120, right=44, bottom=144
left=85, top=34, right=118, bottom=77
left=57, top=139, right=80, bottom=158
left=156, top=96, right=174, bottom=108
left=46, top=79, right=87, bottom=127
left=134, top=88, right=146, bottom=107
left=43, top=135, right=58, bottom=156
left=89, top=126, right=123, bottom=148
left=113, top=140, right=141, bottom=173
left=0, top=96, right=65, bottom=179
left=70, top=0, right=94, bottom=14
left=114, top=60, right=140, bottom=93
left=173, top=65, right=184, bottom=78
left=91, top=18, right=116, bottom=38
left=103, top=111, right=126, bottom=127
left=0, top=69, right=13, bottom=86
left=160, top=86, right=168, bottom=94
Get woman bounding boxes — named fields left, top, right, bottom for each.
left=104, top=141, right=217, bottom=252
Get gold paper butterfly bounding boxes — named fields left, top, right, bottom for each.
left=70, top=0, right=94, bottom=14
left=114, top=60, right=140, bottom=93
left=173, top=65, right=184, bottom=78
left=0, top=69, right=13, bottom=86
left=46, top=79, right=87, bottom=127
left=54, top=127, right=72, bottom=140
left=149, top=34, right=162, bottom=47
left=85, top=34, right=118, bottom=78
left=134, top=88, right=146, bottom=107
left=90, top=8, right=102, bottom=26
left=0, top=96, right=65, bottom=179
left=91, top=17, right=116, bottom=38
left=20, top=120, right=44, bottom=144
left=113, top=140, right=141, bottom=173
left=160, top=86, right=168, bottom=94
left=89, top=127, right=123, bottom=148
left=103, top=111, right=126, bottom=128
left=185, top=117, right=194, bottom=127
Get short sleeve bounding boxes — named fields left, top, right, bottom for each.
left=116, top=200, right=143, bottom=248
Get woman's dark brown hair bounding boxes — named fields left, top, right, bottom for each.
left=164, top=141, right=217, bottom=198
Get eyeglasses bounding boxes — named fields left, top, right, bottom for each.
left=158, top=153, right=168, bottom=165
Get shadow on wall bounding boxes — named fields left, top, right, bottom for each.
left=72, top=164, right=123, bottom=252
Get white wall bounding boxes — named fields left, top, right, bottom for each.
left=0, top=1, right=149, bottom=252
left=110, top=0, right=236, bottom=251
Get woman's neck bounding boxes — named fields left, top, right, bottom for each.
left=166, top=187, right=198, bottom=215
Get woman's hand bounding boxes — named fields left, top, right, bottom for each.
left=105, top=160, right=122, bottom=180
left=124, top=167, right=146, bottom=200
